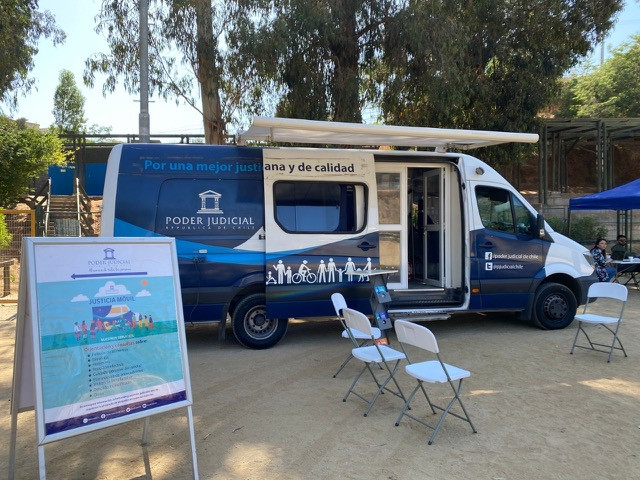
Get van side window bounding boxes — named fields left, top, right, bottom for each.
left=476, top=186, right=533, bottom=235
left=274, top=181, right=366, bottom=233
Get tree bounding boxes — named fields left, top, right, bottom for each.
left=377, top=0, right=623, bottom=163
left=84, top=0, right=262, bottom=143
left=555, top=35, right=640, bottom=118
left=0, top=0, right=65, bottom=110
left=231, top=0, right=396, bottom=123
left=52, top=70, right=87, bottom=134
left=0, top=116, right=66, bottom=208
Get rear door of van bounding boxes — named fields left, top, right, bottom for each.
left=262, top=149, right=379, bottom=318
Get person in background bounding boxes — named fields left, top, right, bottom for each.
left=590, top=238, right=616, bottom=282
left=610, top=234, right=635, bottom=260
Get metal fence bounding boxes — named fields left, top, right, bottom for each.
left=0, top=209, right=36, bottom=303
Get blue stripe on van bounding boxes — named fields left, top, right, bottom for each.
left=113, top=218, right=317, bottom=262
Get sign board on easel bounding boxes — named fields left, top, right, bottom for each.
left=8, top=237, right=198, bottom=479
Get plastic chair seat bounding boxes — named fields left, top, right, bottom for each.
left=353, top=344, right=406, bottom=364
left=574, top=313, right=619, bottom=325
left=406, top=361, right=470, bottom=384
left=342, top=327, right=382, bottom=340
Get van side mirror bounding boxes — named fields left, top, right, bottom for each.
left=536, top=213, right=545, bottom=238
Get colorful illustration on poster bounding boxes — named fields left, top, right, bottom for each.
left=36, top=275, right=186, bottom=436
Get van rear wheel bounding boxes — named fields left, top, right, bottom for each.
left=232, top=294, right=288, bottom=349
left=532, top=283, right=577, bottom=330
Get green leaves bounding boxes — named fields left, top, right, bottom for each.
left=0, top=116, right=66, bottom=208
left=0, top=0, right=65, bottom=109
left=558, top=35, right=640, bottom=118
left=53, top=70, right=87, bottom=134
left=377, top=0, right=622, bottom=164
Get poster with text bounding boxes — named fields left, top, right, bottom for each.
left=31, top=240, right=189, bottom=440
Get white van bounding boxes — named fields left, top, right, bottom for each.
left=101, top=117, right=596, bottom=348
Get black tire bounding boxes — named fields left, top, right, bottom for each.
left=231, top=294, right=288, bottom=349
left=531, top=283, right=577, bottom=330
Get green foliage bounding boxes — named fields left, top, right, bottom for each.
left=232, top=0, right=396, bottom=123
left=0, top=213, right=11, bottom=249
left=84, top=0, right=253, bottom=143
left=377, top=0, right=622, bottom=164
left=548, top=215, right=608, bottom=245
left=555, top=35, right=640, bottom=118
left=0, top=0, right=65, bottom=109
left=53, top=70, right=86, bottom=134
left=0, top=116, right=66, bottom=208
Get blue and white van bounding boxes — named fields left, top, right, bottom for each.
left=101, top=117, right=597, bottom=348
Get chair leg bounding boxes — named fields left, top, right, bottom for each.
left=343, top=364, right=369, bottom=402
left=605, top=322, right=627, bottom=363
left=572, top=323, right=597, bottom=352
left=450, top=379, right=477, bottom=434
left=570, top=321, right=582, bottom=354
left=571, top=321, right=627, bottom=361
left=363, top=360, right=405, bottom=417
left=333, top=352, right=354, bottom=378
left=427, top=379, right=476, bottom=445
left=396, top=379, right=476, bottom=445
left=395, top=383, right=421, bottom=427
left=395, top=380, right=436, bottom=427
left=343, top=360, right=405, bottom=417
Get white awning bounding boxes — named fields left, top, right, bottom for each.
left=237, top=116, right=539, bottom=150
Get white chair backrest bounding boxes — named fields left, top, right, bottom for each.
left=342, top=307, right=374, bottom=337
left=394, top=320, right=439, bottom=354
left=588, top=282, right=628, bottom=302
left=331, top=292, right=348, bottom=317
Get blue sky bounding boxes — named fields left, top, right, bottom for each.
left=5, top=0, right=640, bottom=135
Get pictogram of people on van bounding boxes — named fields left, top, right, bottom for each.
left=267, top=257, right=373, bottom=285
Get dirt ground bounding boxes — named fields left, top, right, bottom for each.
left=1, top=292, right=640, bottom=480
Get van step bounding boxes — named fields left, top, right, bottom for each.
left=389, top=296, right=463, bottom=307
left=388, top=313, right=451, bottom=322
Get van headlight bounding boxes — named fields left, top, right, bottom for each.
left=583, top=252, right=595, bottom=268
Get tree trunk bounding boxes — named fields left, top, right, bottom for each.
left=195, top=0, right=225, bottom=144
left=331, top=2, right=362, bottom=123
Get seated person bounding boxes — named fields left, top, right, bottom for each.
left=590, top=238, right=616, bottom=282
left=610, top=234, right=636, bottom=260
left=608, top=235, right=640, bottom=284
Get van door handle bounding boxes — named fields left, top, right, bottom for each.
left=357, top=241, right=377, bottom=251
left=479, top=242, right=495, bottom=248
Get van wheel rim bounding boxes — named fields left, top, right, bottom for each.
left=245, top=306, right=276, bottom=339
left=543, top=294, right=567, bottom=320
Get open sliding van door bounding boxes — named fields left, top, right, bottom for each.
left=262, top=149, right=380, bottom=318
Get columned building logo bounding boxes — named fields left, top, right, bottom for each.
left=197, top=190, right=223, bottom=214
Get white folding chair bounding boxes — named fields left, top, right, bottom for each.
left=570, top=282, right=628, bottom=362
left=341, top=307, right=407, bottom=416
left=394, top=320, right=477, bottom=445
left=331, top=293, right=382, bottom=378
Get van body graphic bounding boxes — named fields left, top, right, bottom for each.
left=101, top=119, right=596, bottom=349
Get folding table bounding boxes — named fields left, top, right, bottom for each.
left=611, top=260, right=640, bottom=289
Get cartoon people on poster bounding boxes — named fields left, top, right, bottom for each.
left=266, top=257, right=373, bottom=285
left=68, top=279, right=161, bottom=343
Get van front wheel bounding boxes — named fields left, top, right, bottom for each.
left=232, top=294, right=288, bottom=349
left=532, top=283, right=577, bottom=330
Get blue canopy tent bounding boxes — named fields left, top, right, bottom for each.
left=568, top=178, right=639, bottom=252
left=569, top=178, right=640, bottom=211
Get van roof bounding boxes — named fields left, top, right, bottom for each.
left=237, top=116, right=539, bottom=150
